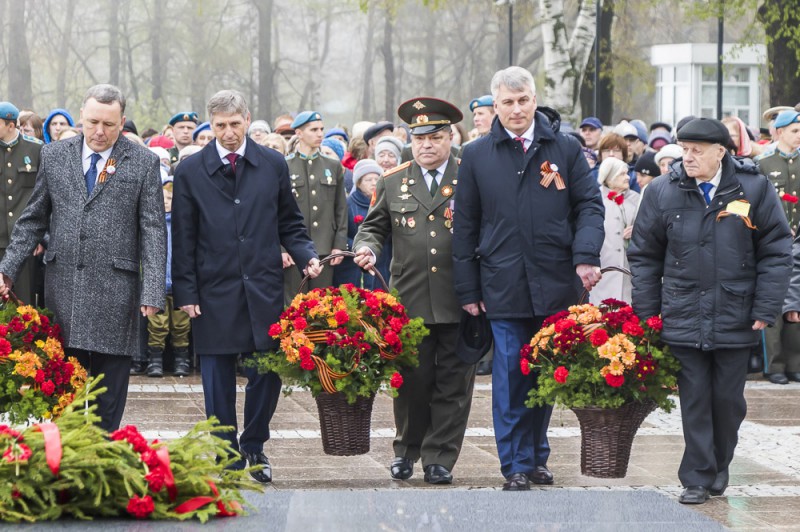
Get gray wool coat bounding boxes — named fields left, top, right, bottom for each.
left=0, top=134, right=167, bottom=357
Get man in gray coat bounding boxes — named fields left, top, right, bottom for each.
left=0, top=84, right=167, bottom=432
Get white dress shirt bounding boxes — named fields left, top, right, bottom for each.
left=697, top=163, right=723, bottom=202
left=81, top=142, right=113, bottom=178
left=422, top=160, right=449, bottom=190
left=503, top=121, right=535, bottom=152
left=215, top=139, right=246, bottom=165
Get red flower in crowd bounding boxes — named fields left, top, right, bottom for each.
left=145, top=468, right=166, bottom=493
left=334, top=310, right=350, bottom=326
left=41, top=380, right=55, bottom=396
left=604, top=373, right=625, bottom=388
left=126, top=494, right=155, bottom=519
left=3, top=443, right=32, bottom=463
left=622, top=321, right=644, bottom=337
left=300, top=357, right=316, bottom=371
left=0, top=425, right=22, bottom=440
left=553, top=366, right=569, bottom=384
left=390, top=372, right=403, bottom=388
left=268, top=323, right=283, bottom=337
left=554, top=318, right=577, bottom=333
left=353, top=215, right=365, bottom=224
left=607, top=191, right=625, bottom=205
left=589, top=329, right=609, bottom=347
left=646, top=316, right=663, bottom=331
left=140, top=448, right=161, bottom=469
left=0, top=338, right=10, bottom=356
left=781, top=193, right=799, bottom=204
left=542, top=310, right=570, bottom=327
left=292, top=317, right=308, bottom=331
left=520, top=358, right=531, bottom=375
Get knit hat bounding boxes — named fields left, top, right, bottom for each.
left=353, top=159, right=383, bottom=187
left=324, top=127, right=349, bottom=143
left=249, top=120, right=271, bottom=135
left=654, top=144, right=683, bottom=165
left=633, top=150, right=660, bottom=177
left=148, top=134, right=175, bottom=149
left=597, top=157, right=630, bottom=187
left=321, top=138, right=345, bottom=161
left=374, top=136, right=403, bottom=161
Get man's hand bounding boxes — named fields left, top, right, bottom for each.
left=328, top=248, right=344, bottom=266
left=33, top=244, right=45, bottom=257
left=353, top=246, right=376, bottom=270
left=0, top=273, right=12, bottom=296
left=576, top=264, right=602, bottom=291
left=281, top=252, right=295, bottom=269
left=752, top=320, right=768, bottom=330
left=623, top=225, right=633, bottom=240
left=180, top=305, right=202, bottom=318
left=462, top=302, right=486, bottom=316
left=785, top=312, right=800, bottom=323
left=140, top=305, right=159, bottom=317
left=304, top=258, right=323, bottom=278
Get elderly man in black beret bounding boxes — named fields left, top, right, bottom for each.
left=629, top=117, right=792, bottom=504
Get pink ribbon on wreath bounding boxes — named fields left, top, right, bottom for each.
left=155, top=446, right=178, bottom=502
left=174, top=480, right=241, bottom=517
left=34, top=423, right=62, bottom=476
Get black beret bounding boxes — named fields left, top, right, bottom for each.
left=633, top=150, right=660, bottom=177
left=455, top=311, right=493, bottom=364
left=676, top=117, right=731, bottom=146
left=363, top=121, right=394, bottom=143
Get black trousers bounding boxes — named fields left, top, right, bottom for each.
left=199, top=353, right=281, bottom=456
left=392, top=323, right=476, bottom=470
left=671, top=346, right=750, bottom=487
left=67, top=349, right=131, bottom=432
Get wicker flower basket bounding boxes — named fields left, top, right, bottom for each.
left=570, top=399, right=656, bottom=478
left=314, top=392, right=375, bottom=456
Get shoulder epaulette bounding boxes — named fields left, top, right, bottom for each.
left=21, top=134, right=43, bottom=145
left=383, top=160, right=412, bottom=178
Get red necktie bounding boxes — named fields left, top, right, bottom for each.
left=225, top=153, right=239, bottom=173
left=514, top=136, right=527, bottom=153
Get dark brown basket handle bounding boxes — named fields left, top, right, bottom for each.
left=578, top=266, right=632, bottom=304
left=297, top=250, right=390, bottom=293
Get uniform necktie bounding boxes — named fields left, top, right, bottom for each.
left=515, top=136, right=527, bottom=153
left=85, top=152, right=102, bottom=195
left=225, top=153, right=239, bottom=173
left=698, top=182, right=714, bottom=205
left=428, top=170, right=439, bottom=197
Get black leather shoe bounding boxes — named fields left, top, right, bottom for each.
left=390, top=457, right=414, bottom=480
left=765, top=373, right=789, bottom=385
left=786, top=372, right=800, bottom=382
left=130, top=360, right=147, bottom=375
left=475, top=359, right=492, bottom=376
left=679, top=486, right=709, bottom=504
left=243, top=452, right=272, bottom=483
left=710, top=469, right=729, bottom=496
left=502, top=472, right=530, bottom=491
left=423, top=464, right=453, bottom=485
left=531, top=465, right=554, bottom=485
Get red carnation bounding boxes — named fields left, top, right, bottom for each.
left=41, top=380, right=55, bottom=396
left=614, top=195, right=624, bottom=205
left=3, top=443, right=32, bottom=463
left=298, top=346, right=312, bottom=358
left=520, top=358, right=531, bottom=375
left=268, top=323, right=283, bottom=337
left=554, top=318, right=577, bottom=333
left=334, top=310, right=350, bottom=326
left=604, top=373, right=625, bottom=388
left=145, top=468, right=166, bottom=493
left=40, top=315, right=49, bottom=327
left=22, top=333, right=34, bottom=344
left=353, top=215, right=365, bottom=224
left=589, top=329, right=609, bottom=347
left=622, top=321, right=644, bottom=337
left=126, top=494, right=155, bottom=519
left=607, top=191, right=618, bottom=201
left=390, top=372, right=403, bottom=388
left=140, top=448, right=161, bottom=469
left=0, top=338, right=10, bottom=356
left=781, top=193, right=799, bottom=204
left=34, top=369, right=45, bottom=383
left=300, top=357, right=316, bottom=371
left=0, top=325, right=7, bottom=336
left=553, top=366, right=569, bottom=384
left=646, top=316, right=663, bottom=331
left=292, top=317, right=307, bottom=331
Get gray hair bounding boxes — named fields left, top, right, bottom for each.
left=207, top=90, right=249, bottom=119
left=83, top=84, right=126, bottom=113
left=490, top=66, right=536, bottom=99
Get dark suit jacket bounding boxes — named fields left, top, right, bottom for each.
left=171, top=138, right=317, bottom=354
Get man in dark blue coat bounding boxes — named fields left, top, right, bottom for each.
left=452, top=66, right=605, bottom=491
left=172, top=90, right=321, bottom=484
left=629, top=118, right=792, bottom=504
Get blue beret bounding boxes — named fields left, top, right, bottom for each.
left=324, top=127, right=349, bottom=143
left=169, top=112, right=199, bottom=126
left=192, top=121, right=211, bottom=141
left=291, top=111, right=322, bottom=130
left=774, top=110, right=800, bottom=129
left=469, top=95, right=493, bottom=112
left=0, top=102, right=20, bottom=121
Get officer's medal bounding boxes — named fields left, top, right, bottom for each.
left=444, top=205, right=454, bottom=230
left=23, top=155, right=31, bottom=172
left=325, top=168, right=332, bottom=184
left=400, top=177, right=408, bottom=193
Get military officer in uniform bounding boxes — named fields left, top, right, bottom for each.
left=353, top=97, right=476, bottom=485
left=283, top=111, right=347, bottom=303
left=757, top=109, right=800, bottom=384
left=167, top=112, right=199, bottom=164
left=0, top=102, right=43, bottom=304
left=468, top=95, right=494, bottom=138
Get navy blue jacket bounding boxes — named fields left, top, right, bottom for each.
left=452, top=108, right=605, bottom=318
left=171, top=138, right=317, bottom=354
left=629, top=155, right=792, bottom=349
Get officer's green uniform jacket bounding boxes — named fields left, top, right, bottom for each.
left=353, top=155, right=461, bottom=324
left=283, top=151, right=347, bottom=300
left=758, top=149, right=800, bottom=231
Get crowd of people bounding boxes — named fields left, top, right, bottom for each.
left=0, top=64, right=798, bottom=504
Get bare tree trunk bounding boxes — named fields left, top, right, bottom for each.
left=121, top=1, right=139, bottom=101
left=188, top=4, right=206, bottom=114
left=579, top=0, right=613, bottom=122
left=424, top=14, right=436, bottom=95
left=150, top=0, right=164, bottom=103
left=55, top=0, right=76, bottom=108
left=360, top=3, right=376, bottom=119
left=109, top=0, right=121, bottom=86
left=759, top=2, right=800, bottom=106
left=255, top=0, right=274, bottom=120
left=382, top=11, right=396, bottom=121
left=8, top=0, right=33, bottom=108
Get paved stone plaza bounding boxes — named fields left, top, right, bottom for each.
left=115, top=374, right=800, bottom=531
